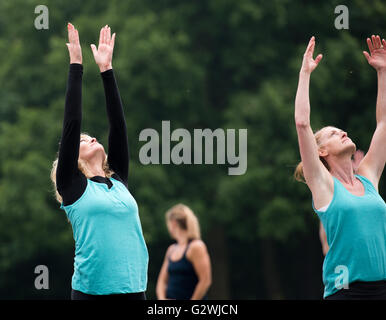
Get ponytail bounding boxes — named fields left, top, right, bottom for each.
left=294, top=127, right=331, bottom=183
left=294, top=161, right=306, bottom=183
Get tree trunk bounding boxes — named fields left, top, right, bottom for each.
left=206, top=225, right=231, bottom=299
left=260, top=238, right=283, bottom=299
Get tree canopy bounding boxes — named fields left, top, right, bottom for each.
left=0, top=0, right=384, bottom=299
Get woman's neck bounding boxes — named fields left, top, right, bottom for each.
left=83, top=159, right=106, bottom=178
left=175, top=232, right=189, bottom=246
left=328, top=154, right=355, bottom=185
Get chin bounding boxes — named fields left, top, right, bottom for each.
left=350, top=141, right=356, bottom=152
left=346, top=143, right=356, bottom=157
left=341, top=139, right=356, bottom=152
left=83, top=150, right=106, bottom=163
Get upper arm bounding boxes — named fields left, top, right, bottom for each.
left=101, top=70, right=129, bottom=183
left=187, top=240, right=211, bottom=282
left=57, top=64, right=83, bottom=192
left=107, top=131, right=129, bottom=184
left=356, top=123, right=386, bottom=190
left=296, top=123, right=334, bottom=208
left=56, top=121, right=81, bottom=190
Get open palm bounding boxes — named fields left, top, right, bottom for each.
left=363, top=35, right=386, bottom=71
left=91, top=25, right=116, bottom=72
left=66, top=23, right=82, bottom=64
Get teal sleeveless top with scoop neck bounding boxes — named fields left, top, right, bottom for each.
left=60, top=177, right=149, bottom=295
left=313, top=174, right=386, bottom=298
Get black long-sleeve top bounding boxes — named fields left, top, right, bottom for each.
left=56, top=63, right=129, bottom=206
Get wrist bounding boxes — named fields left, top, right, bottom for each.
left=377, top=68, right=386, bottom=75
left=299, top=69, right=311, bottom=77
left=99, top=64, right=113, bottom=73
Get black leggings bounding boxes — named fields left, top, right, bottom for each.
left=71, top=289, right=146, bottom=300
left=325, top=280, right=386, bottom=300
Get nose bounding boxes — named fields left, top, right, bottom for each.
left=341, top=131, right=347, bottom=138
left=90, top=137, right=97, bottom=143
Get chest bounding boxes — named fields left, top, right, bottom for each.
left=170, top=245, right=189, bottom=261
left=339, top=179, right=365, bottom=197
left=328, top=188, right=386, bottom=235
left=168, top=256, right=195, bottom=275
left=72, top=179, right=138, bottom=220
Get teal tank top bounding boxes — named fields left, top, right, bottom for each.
left=313, top=175, right=386, bottom=298
left=60, top=177, right=149, bottom=295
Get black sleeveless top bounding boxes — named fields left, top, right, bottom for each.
left=166, top=240, right=204, bottom=300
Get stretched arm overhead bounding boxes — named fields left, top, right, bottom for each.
left=295, top=37, right=333, bottom=209
left=56, top=23, right=86, bottom=199
left=358, top=35, right=386, bottom=190
left=91, top=26, right=129, bottom=186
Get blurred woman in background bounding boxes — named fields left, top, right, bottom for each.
left=156, top=204, right=212, bottom=300
left=294, top=36, right=386, bottom=300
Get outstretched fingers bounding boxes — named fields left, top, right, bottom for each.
left=99, top=25, right=112, bottom=46
left=364, top=35, right=386, bottom=62
left=368, top=35, right=383, bottom=51
left=107, top=26, right=111, bottom=43
left=305, top=36, right=315, bottom=56
left=314, top=54, right=323, bottom=65
left=67, top=23, right=75, bottom=43
left=67, top=23, right=80, bottom=45
left=371, top=35, right=382, bottom=50
left=90, top=43, right=97, bottom=57
left=74, top=29, right=80, bottom=45
left=66, top=23, right=82, bottom=64
left=99, top=26, right=104, bottom=45
left=363, top=50, right=370, bottom=62
left=110, top=32, right=116, bottom=49
left=367, top=37, right=374, bottom=54
left=376, top=35, right=382, bottom=49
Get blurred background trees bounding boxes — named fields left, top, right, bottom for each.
left=0, top=0, right=384, bottom=299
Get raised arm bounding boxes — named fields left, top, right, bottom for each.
left=295, top=37, right=333, bottom=209
left=56, top=23, right=86, bottom=197
left=91, top=26, right=129, bottom=186
left=358, top=35, right=386, bottom=190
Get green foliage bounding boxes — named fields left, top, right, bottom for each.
left=0, top=0, right=385, bottom=299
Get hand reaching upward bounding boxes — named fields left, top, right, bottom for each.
left=363, top=35, right=386, bottom=71
left=66, top=23, right=82, bottom=64
left=300, top=36, right=323, bottom=75
left=91, top=25, right=116, bottom=73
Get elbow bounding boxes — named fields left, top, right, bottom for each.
left=155, top=284, right=165, bottom=300
left=295, top=118, right=310, bottom=129
left=201, top=274, right=212, bottom=289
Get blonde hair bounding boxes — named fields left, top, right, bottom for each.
left=294, top=127, right=331, bottom=183
left=165, top=204, right=201, bottom=240
left=50, top=133, right=114, bottom=203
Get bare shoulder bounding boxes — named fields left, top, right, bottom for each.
left=187, top=239, right=208, bottom=257
left=165, top=243, right=176, bottom=258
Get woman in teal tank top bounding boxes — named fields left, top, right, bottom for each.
left=294, top=36, right=386, bottom=299
left=50, top=24, right=148, bottom=299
